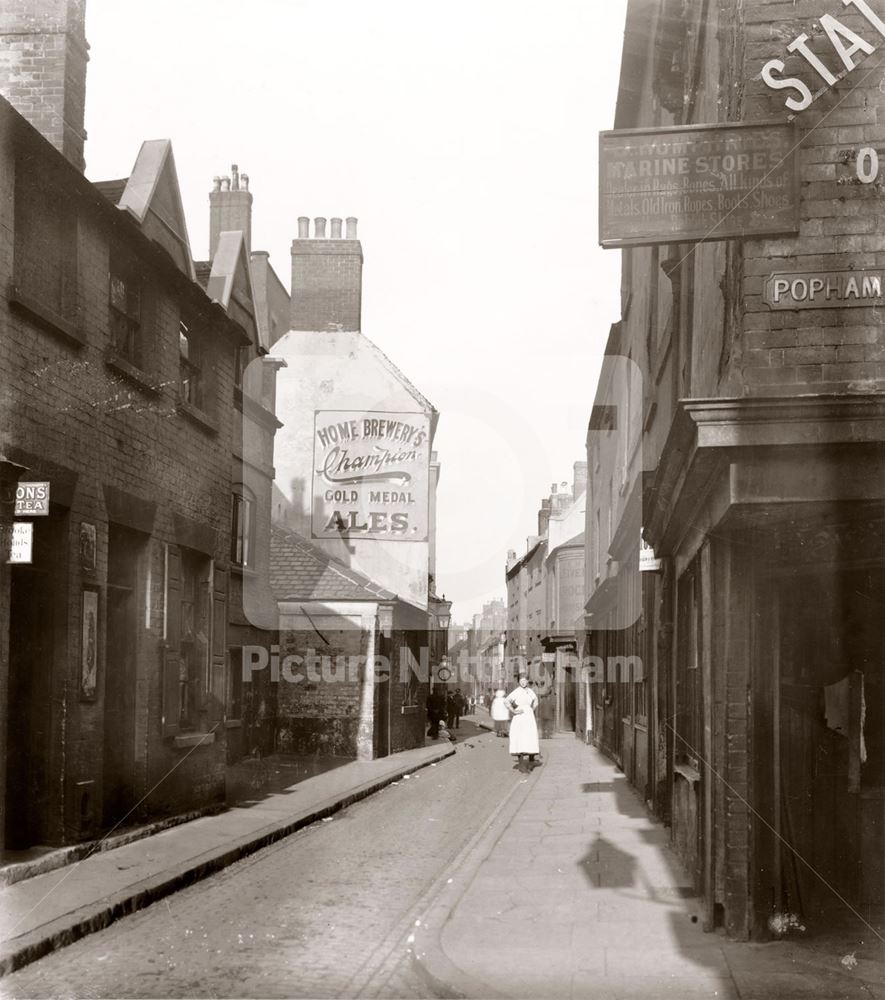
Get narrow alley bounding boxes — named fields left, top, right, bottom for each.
left=3, top=726, right=880, bottom=999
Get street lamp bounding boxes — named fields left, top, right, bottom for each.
left=436, top=596, right=451, bottom=631
left=429, top=594, right=452, bottom=691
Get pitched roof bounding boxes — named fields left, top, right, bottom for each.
left=270, top=523, right=396, bottom=603
left=93, top=178, right=128, bottom=205
left=117, top=140, right=196, bottom=280
left=548, top=530, right=585, bottom=561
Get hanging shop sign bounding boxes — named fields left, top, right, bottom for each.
left=1, top=521, right=34, bottom=564
left=14, top=481, right=49, bottom=516
left=761, top=1, right=885, bottom=113
left=764, top=269, right=885, bottom=309
left=639, top=532, right=662, bottom=573
left=312, top=410, right=430, bottom=541
left=599, top=122, right=799, bottom=248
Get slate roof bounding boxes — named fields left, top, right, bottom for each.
left=270, top=523, right=396, bottom=603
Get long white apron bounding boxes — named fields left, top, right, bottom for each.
left=507, top=686, right=540, bottom=755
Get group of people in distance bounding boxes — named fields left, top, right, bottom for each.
left=425, top=676, right=541, bottom=774
left=425, top=686, right=469, bottom=741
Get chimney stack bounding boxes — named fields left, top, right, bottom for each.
left=538, top=498, right=552, bottom=537
left=573, top=461, right=588, bottom=498
left=0, top=0, right=89, bottom=171
left=209, top=162, right=253, bottom=258
left=290, top=213, right=363, bottom=332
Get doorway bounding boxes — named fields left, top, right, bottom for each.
left=102, top=523, right=142, bottom=828
left=774, top=566, right=885, bottom=927
left=5, top=513, right=61, bottom=849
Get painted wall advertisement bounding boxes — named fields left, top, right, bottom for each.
left=312, top=410, right=430, bottom=541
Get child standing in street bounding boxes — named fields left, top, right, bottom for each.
left=490, top=688, right=510, bottom=737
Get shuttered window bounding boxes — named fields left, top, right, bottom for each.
left=161, top=544, right=227, bottom=736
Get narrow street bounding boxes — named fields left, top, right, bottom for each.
left=4, top=724, right=881, bottom=1000
left=1, top=725, right=513, bottom=1000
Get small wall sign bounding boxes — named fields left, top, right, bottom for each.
left=14, top=482, right=49, bottom=516
left=2, top=521, right=34, bottom=564
left=763, top=269, right=885, bottom=310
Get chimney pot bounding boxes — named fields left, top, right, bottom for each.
left=345, top=217, right=358, bottom=239
left=222, top=176, right=231, bottom=192
left=212, top=176, right=222, bottom=192
left=297, top=216, right=310, bottom=239
left=241, top=173, right=249, bottom=191
left=231, top=164, right=240, bottom=190
left=330, top=217, right=343, bottom=239
left=314, top=217, right=327, bottom=238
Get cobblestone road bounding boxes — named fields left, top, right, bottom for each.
left=1, top=728, right=519, bottom=999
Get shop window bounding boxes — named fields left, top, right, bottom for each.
left=230, top=488, right=255, bottom=569
left=178, top=549, right=211, bottom=730
left=162, top=545, right=210, bottom=735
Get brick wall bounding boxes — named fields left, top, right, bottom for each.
left=276, top=623, right=366, bottom=756
left=0, top=0, right=87, bottom=170
left=735, top=0, right=885, bottom=396
left=290, top=238, right=362, bottom=332
left=1, top=105, right=240, bottom=842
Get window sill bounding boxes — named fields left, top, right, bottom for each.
left=10, top=286, right=85, bottom=348
left=224, top=719, right=243, bottom=729
left=173, top=731, right=216, bottom=749
left=401, top=705, right=421, bottom=715
left=104, top=350, right=161, bottom=393
left=230, top=564, right=259, bottom=579
left=177, top=399, right=219, bottom=435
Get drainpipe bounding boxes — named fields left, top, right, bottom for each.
left=356, top=613, right=376, bottom=761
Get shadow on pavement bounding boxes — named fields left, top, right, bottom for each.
left=225, top=753, right=351, bottom=808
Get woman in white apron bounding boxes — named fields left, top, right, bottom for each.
left=507, top=675, right=539, bottom=772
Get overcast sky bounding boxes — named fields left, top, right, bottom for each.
left=84, top=0, right=627, bottom=622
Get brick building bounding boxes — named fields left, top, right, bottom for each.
left=585, top=0, right=885, bottom=939
left=197, top=166, right=288, bottom=764
left=505, top=473, right=585, bottom=733
left=0, top=1, right=281, bottom=850
left=269, top=524, right=431, bottom=759
left=264, top=218, right=441, bottom=757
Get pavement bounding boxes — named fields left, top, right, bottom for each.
left=2, top=716, right=883, bottom=998
left=413, top=731, right=885, bottom=1000
left=0, top=740, right=455, bottom=978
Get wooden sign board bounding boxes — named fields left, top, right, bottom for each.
left=599, top=122, right=799, bottom=249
